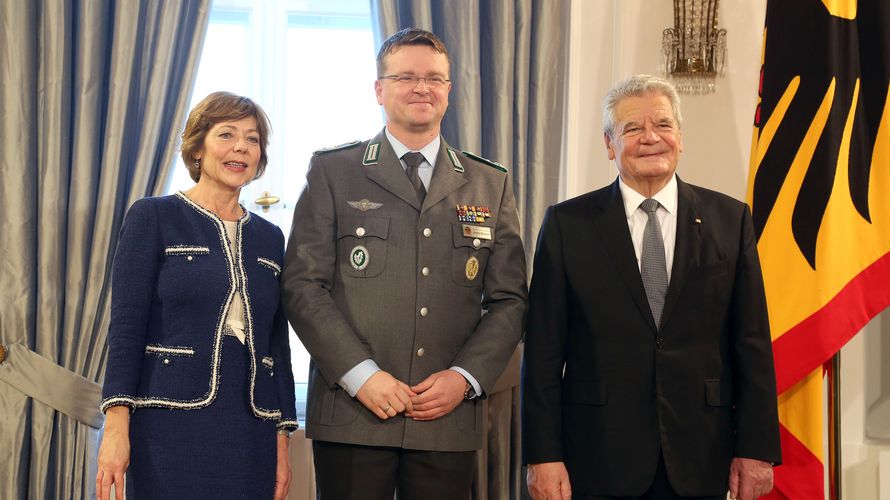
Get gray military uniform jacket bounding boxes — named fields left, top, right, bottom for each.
left=282, top=129, right=527, bottom=451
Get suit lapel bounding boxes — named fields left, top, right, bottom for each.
left=364, top=130, right=423, bottom=211
left=661, top=178, right=702, bottom=329
left=423, top=139, right=467, bottom=212
left=592, top=180, right=657, bottom=330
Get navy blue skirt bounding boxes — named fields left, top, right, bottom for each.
left=127, top=335, right=277, bottom=499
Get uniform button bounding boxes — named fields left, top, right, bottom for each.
left=473, top=238, right=481, bottom=248
left=656, top=337, right=664, bottom=348
left=355, top=227, right=366, bottom=237
left=416, top=347, right=425, bottom=357
left=186, top=255, right=193, bottom=262
left=420, top=307, right=429, bottom=317
left=421, top=266, right=430, bottom=276
left=423, top=228, right=432, bottom=237
left=163, top=358, right=171, bottom=365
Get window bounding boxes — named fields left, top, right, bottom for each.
left=166, top=0, right=384, bottom=422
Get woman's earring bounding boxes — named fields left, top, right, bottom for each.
left=194, top=159, right=200, bottom=169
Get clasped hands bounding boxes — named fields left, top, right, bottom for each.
left=355, top=369, right=467, bottom=421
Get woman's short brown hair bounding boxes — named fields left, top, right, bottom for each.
left=180, top=92, right=272, bottom=183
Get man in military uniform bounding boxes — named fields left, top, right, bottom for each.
left=281, top=28, right=527, bottom=500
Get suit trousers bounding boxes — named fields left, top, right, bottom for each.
left=312, top=440, right=474, bottom=500
left=574, top=453, right=724, bottom=500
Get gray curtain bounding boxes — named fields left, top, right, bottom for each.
left=370, top=1, right=569, bottom=498
left=0, top=1, right=209, bottom=498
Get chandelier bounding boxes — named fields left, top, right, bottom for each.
left=662, top=0, right=727, bottom=94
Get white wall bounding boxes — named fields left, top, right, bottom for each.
left=841, top=312, right=890, bottom=499
left=565, top=1, right=890, bottom=497
left=565, top=0, right=764, bottom=199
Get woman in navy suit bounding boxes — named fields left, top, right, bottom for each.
left=97, top=92, right=297, bottom=499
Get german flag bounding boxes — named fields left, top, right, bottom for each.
left=748, top=0, right=890, bottom=498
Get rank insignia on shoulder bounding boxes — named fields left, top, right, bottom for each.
left=313, top=140, right=361, bottom=155
left=462, top=151, right=507, bottom=172
left=456, top=204, right=491, bottom=223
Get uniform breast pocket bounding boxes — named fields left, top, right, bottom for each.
left=451, top=223, right=493, bottom=287
left=337, top=215, right=390, bottom=278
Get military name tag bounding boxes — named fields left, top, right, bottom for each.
left=462, top=224, right=492, bottom=240
left=465, top=256, right=480, bottom=280
left=350, top=245, right=369, bottom=270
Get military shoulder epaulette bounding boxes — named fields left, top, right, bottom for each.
left=462, top=151, right=507, bottom=172
left=313, top=140, right=361, bottom=155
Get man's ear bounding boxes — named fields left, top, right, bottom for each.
left=604, top=132, right=616, bottom=161
left=374, top=80, right=384, bottom=105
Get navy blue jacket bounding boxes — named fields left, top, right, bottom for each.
left=101, top=193, right=297, bottom=430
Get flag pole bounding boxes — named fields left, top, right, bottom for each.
left=828, top=352, right=842, bottom=500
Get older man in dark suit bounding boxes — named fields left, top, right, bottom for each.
left=281, top=28, right=527, bottom=500
left=522, top=74, right=781, bottom=500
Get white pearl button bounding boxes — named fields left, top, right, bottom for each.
left=186, top=255, right=193, bottom=261
left=416, top=347, right=425, bottom=357
left=420, top=307, right=429, bottom=317
left=473, top=239, right=481, bottom=248
left=423, top=228, right=432, bottom=237
left=356, top=227, right=366, bottom=237
left=421, top=267, right=430, bottom=276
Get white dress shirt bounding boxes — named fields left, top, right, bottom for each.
left=618, top=175, right=678, bottom=281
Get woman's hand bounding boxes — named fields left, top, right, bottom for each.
left=274, top=432, right=292, bottom=500
left=96, top=406, right=131, bottom=500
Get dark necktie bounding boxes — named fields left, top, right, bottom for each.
left=640, top=198, right=668, bottom=328
left=402, top=152, right=427, bottom=203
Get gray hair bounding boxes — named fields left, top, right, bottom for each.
left=602, top=74, right=682, bottom=137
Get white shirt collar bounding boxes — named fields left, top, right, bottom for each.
left=618, top=174, right=678, bottom=218
left=385, top=128, right=440, bottom=169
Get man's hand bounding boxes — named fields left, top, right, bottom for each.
left=96, top=406, right=130, bottom=500
left=729, top=457, right=774, bottom=500
left=273, top=433, right=292, bottom=500
left=407, top=369, right=467, bottom=421
left=355, top=370, right=416, bottom=419
left=527, top=461, right=572, bottom=500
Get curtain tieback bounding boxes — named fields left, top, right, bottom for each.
left=0, top=343, right=103, bottom=428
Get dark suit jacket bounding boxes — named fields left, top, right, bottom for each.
left=102, top=194, right=297, bottom=429
left=521, top=178, right=781, bottom=497
left=282, top=130, right=527, bottom=451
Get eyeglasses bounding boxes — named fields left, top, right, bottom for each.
left=378, top=74, right=451, bottom=88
